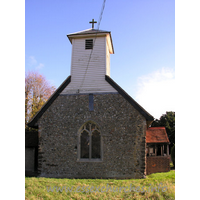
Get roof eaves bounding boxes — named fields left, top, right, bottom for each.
left=27, top=76, right=71, bottom=128
left=67, top=28, right=110, bottom=36
left=105, top=75, right=154, bottom=121
left=67, top=28, right=93, bottom=36
left=146, top=141, right=170, bottom=144
left=67, top=29, right=112, bottom=45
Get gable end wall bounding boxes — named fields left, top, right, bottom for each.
left=37, top=93, right=147, bottom=178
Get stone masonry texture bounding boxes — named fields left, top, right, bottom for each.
left=37, top=93, right=147, bottom=178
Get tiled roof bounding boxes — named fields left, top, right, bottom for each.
left=146, top=127, right=170, bottom=144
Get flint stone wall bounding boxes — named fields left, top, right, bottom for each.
left=37, top=93, right=147, bottom=178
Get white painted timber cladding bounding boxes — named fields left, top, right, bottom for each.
left=106, top=39, right=110, bottom=76
left=61, top=36, right=117, bottom=94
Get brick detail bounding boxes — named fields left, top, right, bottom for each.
left=146, top=156, right=170, bottom=175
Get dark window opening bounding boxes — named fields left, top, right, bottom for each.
left=81, top=130, right=89, bottom=158
left=157, top=145, right=161, bottom=156
left=164, top=145, right=167, bottom=154
left=85, top=39, right=93, bottom=49
left=92, top=130, right=101, bottom=158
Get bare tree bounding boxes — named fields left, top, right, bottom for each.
left=25, top=71, right=56, bottom=129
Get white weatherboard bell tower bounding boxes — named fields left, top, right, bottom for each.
left=61, top=19, right=117, bottom=94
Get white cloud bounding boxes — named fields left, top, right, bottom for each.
left=135, top=67, right=175, bottom=119
left=28, top=56, right=37, bottom=66
left=28, top=56, right=44, bottom=70
left=36, top=63, right=44, bottom=70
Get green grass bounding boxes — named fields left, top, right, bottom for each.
left=25, top=170, right=175, bottom=200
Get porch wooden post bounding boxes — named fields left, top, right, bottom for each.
left=167, top=144, right=169, bottom=156
left=163, top=145, right=164, bottom=155
left=163, top=145, right=164, bottom=156
left=155, top=145, right=157, bottom=156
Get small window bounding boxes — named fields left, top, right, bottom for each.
left=89, top=94, right=94, bottom=111
left=85, top=39, right=93, bottom=49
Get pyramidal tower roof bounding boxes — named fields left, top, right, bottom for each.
left=67, top=28, right=111, bottom=36
left=67, top=28, right=114, bottom=54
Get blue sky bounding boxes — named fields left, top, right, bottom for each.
left=25, top=0, right=175, bottom=119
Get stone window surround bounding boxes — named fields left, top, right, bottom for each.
left=77, top=121, right=103, bottom=162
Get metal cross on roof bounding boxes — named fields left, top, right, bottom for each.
left=89, top=19, right=97, bottom=29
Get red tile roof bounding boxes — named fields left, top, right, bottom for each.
left=146, top=127, right=170, bottom=144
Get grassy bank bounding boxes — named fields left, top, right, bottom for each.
left=25, top=170, right=175, bottom=200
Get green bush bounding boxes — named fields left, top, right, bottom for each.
left=171, top=144, right=175, bottom=168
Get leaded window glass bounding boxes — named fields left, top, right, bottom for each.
left=79, top=121, right=101, bottom=160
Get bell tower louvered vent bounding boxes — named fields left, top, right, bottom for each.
left=85, top=39, right=93, bottom=49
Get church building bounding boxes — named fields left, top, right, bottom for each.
left=28, top=20, right=156, bottom=178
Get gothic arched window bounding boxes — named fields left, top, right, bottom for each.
left=78, top=121, right=101, bottom=161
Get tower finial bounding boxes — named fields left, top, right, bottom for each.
left=89, top=19, right=97, bottom=29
